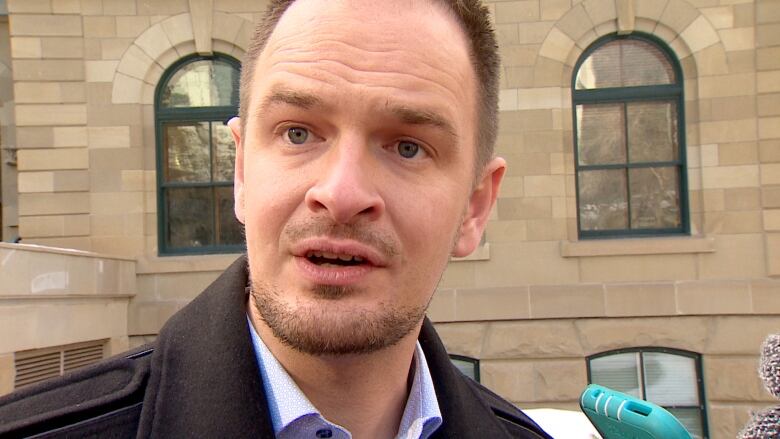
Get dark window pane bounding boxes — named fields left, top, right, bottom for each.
left=666, top=408, right=704, bottom=439
left=212, top=123, right=235, bottom=182
left=628, top=101, right=678, bottom=163
left=576, top=39, right=676, bottom=89
left=166, top=187, right=214, bottom=249
left=216, top=186, right=243, bottom=245
left=578, top=169, right=628, bottom=231
left=589, top=353, right=641, bottom=398
left=160, top=59, right=238, bottom=108
left=450, top=357, right=479, bottom=382
left=577, top=104, right=626, bottom=165
left=165, top=123, right=210, bottom=182
left=629, top=167, right=681, bottom=229
left=643, top=352, right=699, bottom=406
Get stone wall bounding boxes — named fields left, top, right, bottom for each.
left=0, top=242, right=136, bottom=395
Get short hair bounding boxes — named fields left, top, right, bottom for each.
left=239, top=0, right=500, bottom=172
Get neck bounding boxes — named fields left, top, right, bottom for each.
left=248, top=304, right=420, bottom=439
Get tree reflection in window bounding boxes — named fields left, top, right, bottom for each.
left=156, top=55, right=244, bottom=254
left=573, top=35, right=688, bottom=238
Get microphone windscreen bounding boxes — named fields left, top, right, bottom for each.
left=759, top=334, right=780, bottom=399
left=738, top=406, right=780, bottom=439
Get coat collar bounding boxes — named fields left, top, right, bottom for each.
left=138, top=255, right=543, bottom=438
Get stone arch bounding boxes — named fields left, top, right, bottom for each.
left=538, top=0, right=722, bottom=88
left=111, top=11, right=253, bottom=105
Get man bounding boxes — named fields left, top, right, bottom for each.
left=0, top=1, right=552, bottom=438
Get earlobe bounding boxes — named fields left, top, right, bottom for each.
left=452, top=157, right=506, bottom=257
left=228, top=117, right=246, bottom=224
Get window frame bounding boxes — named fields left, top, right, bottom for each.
left=155, top=53, right=244, bottom=256
left=586, top=347, right=709, bottom=438
left=572, top=33, right=690, bottom=239
left=449, top=354, right=480, bottom=382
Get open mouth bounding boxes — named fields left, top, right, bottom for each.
left=306, top=251, right=366, bottom=267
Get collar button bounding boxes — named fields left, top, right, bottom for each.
left=315, top=429, right=333, bottom=438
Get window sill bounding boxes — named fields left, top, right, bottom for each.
left=560, top=236, right=714, bottom=258
left=451, top=243, right=490, bottom=262
left=137, top=253, right=243, bottom=274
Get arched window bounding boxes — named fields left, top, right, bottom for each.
left=155, top=55, right=244, bottom=255
left=573, top=34, right=688, bottom=238
left=587, top=348, right=708, bottom=438
left=449, top=354, right=480, bottom=382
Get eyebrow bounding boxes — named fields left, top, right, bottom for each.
left=258, top=88, right=324, bottom=114
left=389, top=105, right=459, bottom=141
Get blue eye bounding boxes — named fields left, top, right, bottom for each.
left=287, top=127, right=309, bottom=144
left=397, top=141, right=420, bottom=158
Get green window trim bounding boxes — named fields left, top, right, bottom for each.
left=587, top=347, right=709, bottom=439
left=572, top=33, right=690, bottom=239
left=449, top=354, right=480, bottom=382
left=155, top=54, right=245, bottom=256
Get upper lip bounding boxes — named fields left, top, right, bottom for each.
left=291, top=238, right=387, bottom=267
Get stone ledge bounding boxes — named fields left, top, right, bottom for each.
left=0, top=294, right=134, bottom=301
left=0, top=242, right=134, bottom=261
left=136, top=253, right=242, bottom=274
left=559, top=236, right=715, bottom=257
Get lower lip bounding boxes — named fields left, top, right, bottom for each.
left=294, top=256, right=377, bottom=286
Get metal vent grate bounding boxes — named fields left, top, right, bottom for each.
left=14, top=340, right=106, bottom=389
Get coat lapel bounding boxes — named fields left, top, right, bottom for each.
left=138, top=255, right=275, bottom=439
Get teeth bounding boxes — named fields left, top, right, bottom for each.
left=305, top=250, right=364, bottom=262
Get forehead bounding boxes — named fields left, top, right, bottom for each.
left=251, top=0, right=477, bottom=113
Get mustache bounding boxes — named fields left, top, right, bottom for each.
left=282, top=218, right=399, bottom=259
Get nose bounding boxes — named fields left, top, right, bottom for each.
left=304, top=140, right=385, bottom=224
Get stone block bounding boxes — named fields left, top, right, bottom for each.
left=18, top=192, right=89, bottom=215
left=483, top=320, right=583, bottom=358
left=8, top=0, right=51, bottom=13
left=760, top=139, right=780, bottom=162
left=700, top=119, right=757, bottom=144
left=524, top=175, right=565, bottom=197
left=486, top=220, right=528, bottom=243
left=13, top=60, right=84, bottom=81
left=693, top=43, right=730, bottom=76
left=18, top=171, right=53, bottom=193
left=428, top=288, right=455, bottom=322
left=764, top=209, right=780, bottom=231
left=90, top=192, right=144, bottom=215
left=499, top=44, right=539, bottom=68
left=494, top=1, right=540, bottom=23
left=16, top=127, right=53, bottom=149
left=758, top=47, right=780, bottom=72
left=121, top=170, right=145, bottom=192
left=15, top=104, right=87, bottom=126
left=708, top=316, right=780, bottom=356
left=529, top=284, right=605, bottom=318
left=499, top=88, right=518, bottom=112
left=661, top=0, right=699, bottom=33
left=87, top=126, right=131, bottom=149
left=517, top=87, right=562, bottom=110
left=84, top=16, right=116, bottom=38
left=751, top=280, right=780, bottom=313
left=705, top=357, right=774, bottom=402
left=733, top=3, right=754, bottom=27
left=604, top=283, right=677, bottom=317
left=575, top=316, right=709, bottom=354
left=116, top=16, right=150, bottom=39
left=53, top=170, right=90, bottom=192
left=17, top=148, right=88, bottom=171
left=579, top=254, right=698, bottom=283
left=0, top=354, right=14, bottom=396
left=699, top=73, right=755, bottom=99
left=757, top=23, right=780, bottom=48
left=128, top=300, right=184, bottom=335
left=136, top=0, right=188, bottom=15
left=11, top=37, right=41, bottom=58
left=10, top=15, right=82, bottom=36
left=701, top=6, right=734, bottom=29
left=763, top=186, right=780, bottom=208
left=582, top=0, right=616, bottom=26
left=525, top=218, right=567, bottom=240
left=758, top=71, right=780, bottom=94
left=212, top=12, right=243, bottom=45
left=769, top=233, right=780, bottom=276
left=480, top=360, right=535, bottom=402
left=676, top=280, right=752, bottom=314
left=439, top=261, right=475, bottom=289
left=161, top=13, right=194, bottom=48
left=14, top=83, right=61, bottom=104
left=757, top=0, right=780, bottom=24
left=475, top=241, right=580, bottom=286
left=720, top=27, right=756, bottom=52
left=116, top=44, right=153, bottom=80
left=759, top=93, right=780, bottom=117
left=557, top=4, right=593, bottom=42
left=724, top=187, right=761, bottom=210
left=533, top=359, right=587, bottom=402
left=98, top=38, right=129, bottom=60
left=761, top=163, right=780, bottom=185
left=53, top=127, right=87, bottom=148
left=704, top=210, right=764, bottom=234
left=727, top=49, right=756, bottom=74
left=434, top=322, right=487, bottom=358
left=111, top=73, right=144, bottom=104
left=538, top=27, right=575, bottom=64
left=454, top=286, right=531, bottom=321
left=40, top=37, right=84, bottom=59
left=517, top=22, right=554, bottom=45
left=102, top=0, right=135, bottom=15
left=710, top=95, right=756, bottom=122
left=533, top=58, right=565, bottom=87
left=85, top=60, right=119, bottom=82
left=718, top=141, right=759, bottom=165
left=51, top=0, right=80, bottom=13
left=497, top=197, right=551, bottom=219
left=760, top=116, right=780, bottom=139
left=540, top=0, right=571, bottom=21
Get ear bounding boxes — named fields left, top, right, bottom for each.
left=228, top=117, right=246, bottom=225
left=452, top=157, right=506, bottom=257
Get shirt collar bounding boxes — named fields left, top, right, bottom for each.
left=247, top=317, right=442, bottom=438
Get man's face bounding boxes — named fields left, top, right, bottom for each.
left=232, top=0, right=504, bottom=355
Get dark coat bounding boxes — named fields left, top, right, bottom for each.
left=0, top=256, right=552, bottom=439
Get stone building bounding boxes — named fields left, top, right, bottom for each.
left=0, top=0, right=778, bottom=437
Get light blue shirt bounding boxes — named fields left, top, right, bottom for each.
left=247, top=319, right=443, bottom=439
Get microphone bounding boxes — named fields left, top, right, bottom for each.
left=739, top=334, right=780, bottom=438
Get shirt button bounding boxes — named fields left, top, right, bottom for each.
left=315, top=429, right=333, bottom=438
